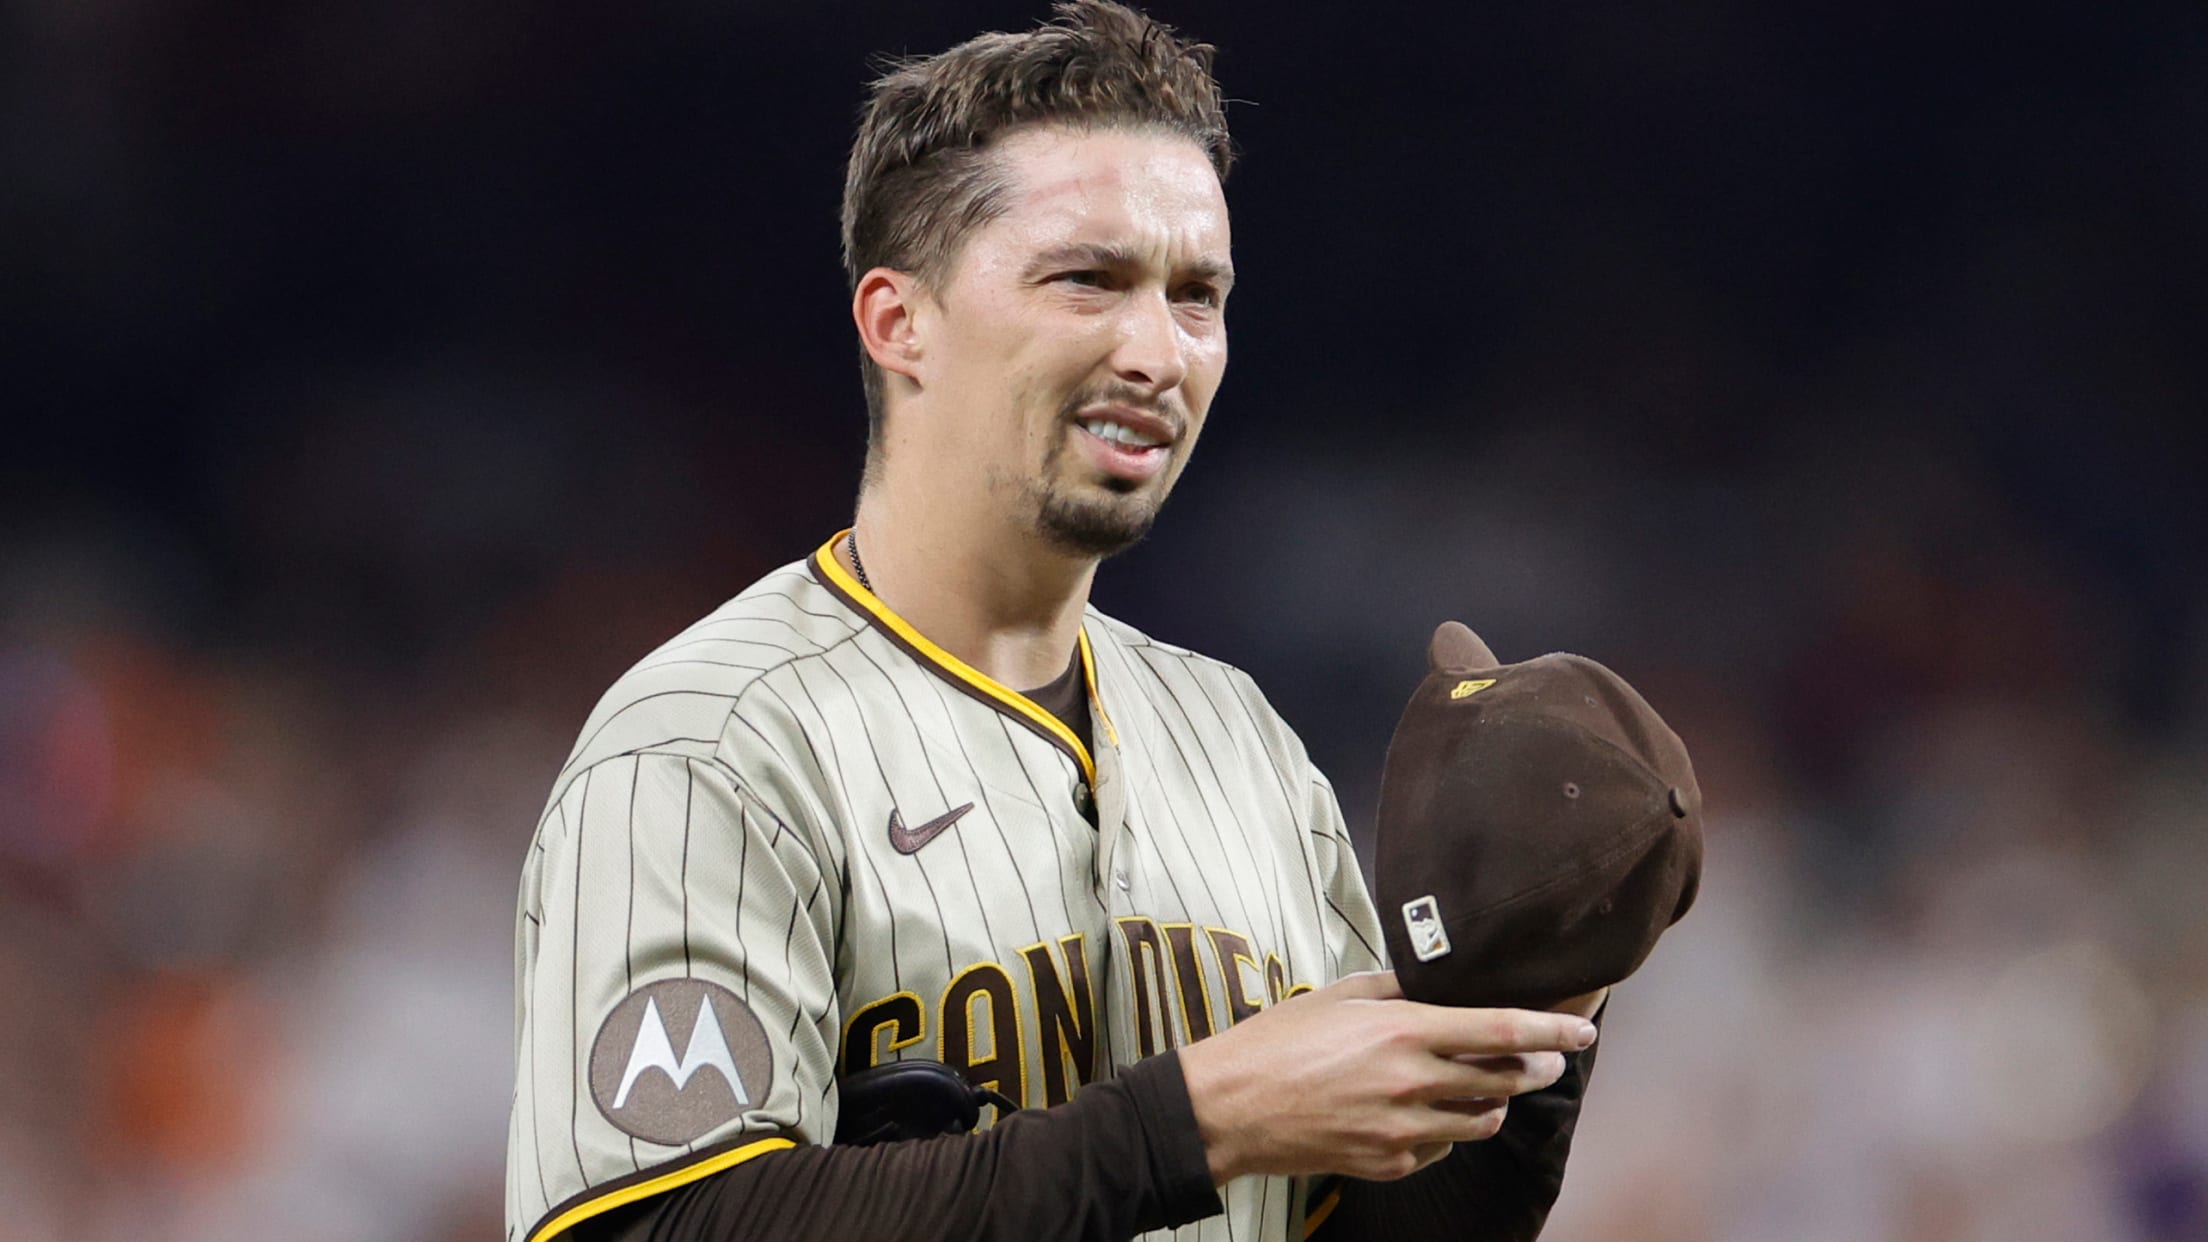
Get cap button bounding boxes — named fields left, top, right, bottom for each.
left=1668, top=787, right=1690, bottom=818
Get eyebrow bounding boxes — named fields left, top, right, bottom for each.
left=1026, top=242, right=1236, bottom=289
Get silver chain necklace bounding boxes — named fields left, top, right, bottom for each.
left=848, top=532, right=872, bottom=593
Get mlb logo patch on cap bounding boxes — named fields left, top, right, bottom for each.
left=1402, top=896, right=1452, bottom=961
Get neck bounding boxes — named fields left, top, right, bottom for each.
left=847, top=478, right=1098, bottom=691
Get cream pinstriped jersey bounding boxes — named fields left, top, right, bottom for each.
left=507, top=534, right=1387, bottom=1242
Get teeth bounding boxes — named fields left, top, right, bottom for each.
left=1080, top=418, right=1165, bottom=448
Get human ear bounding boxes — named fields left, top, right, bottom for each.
left=852, top=268, right=925, bottom=384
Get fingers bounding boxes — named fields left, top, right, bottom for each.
left=1352, top=1138, right=1459, bottom=1183
left=1432, top=1097, right=1510, bottom=1140
left=1417, top=1005, right=1597, bottom=1058
left=1406, top=1140, right=1454, bottom=1171
left=1189, top=975, right=1587, bottom=1184
left=1434, top=1096, right=1509, bottom=1121
left=1426, top=1051, right=1567, bottom=1100
left=1419, top=1096, right=1510, bottom=1138
left=1364, top=1103, right=1506, bottom=1179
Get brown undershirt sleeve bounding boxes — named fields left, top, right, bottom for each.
left=1310, top=1008, right=1603, bottom=1242
left=572, top=1051, right=1221, bottom=1242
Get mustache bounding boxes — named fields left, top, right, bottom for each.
left=1059, top=384, right=1185, bottom=438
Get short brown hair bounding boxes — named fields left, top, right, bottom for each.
left=840, top=0, right=1233, bottom=436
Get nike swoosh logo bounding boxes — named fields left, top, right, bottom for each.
left=887, top=803, right=975, bottom=855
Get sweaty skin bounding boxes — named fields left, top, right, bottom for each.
left=847, top=125, right=1231, bottom=691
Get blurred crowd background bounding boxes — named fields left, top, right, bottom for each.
left=4, top=2, right=2204, bottom=1239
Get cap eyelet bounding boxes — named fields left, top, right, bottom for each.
left=1562, top=782, right=1581, bottom=799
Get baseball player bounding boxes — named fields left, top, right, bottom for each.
left=506, top=5, right=1607, bottom=1241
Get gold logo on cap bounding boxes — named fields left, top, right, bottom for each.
left=1449, top=679, right=1495, bottom=700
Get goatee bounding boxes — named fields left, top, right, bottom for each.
left=1033, top=485, right=1158, bottom=558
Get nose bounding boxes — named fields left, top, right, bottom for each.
left=1109, top=289, right=1188, bottom=394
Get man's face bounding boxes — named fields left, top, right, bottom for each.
left=913, top=125, right=1233, bottom=557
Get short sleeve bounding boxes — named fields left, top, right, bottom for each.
left=508, top=752, right=842, bottom=1242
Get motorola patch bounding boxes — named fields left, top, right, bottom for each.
left=1402, top=896, right=1452, bottom=962
left=589, top=978, right=774, bottom=1146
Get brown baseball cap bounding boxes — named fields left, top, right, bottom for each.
left=1376, top=621, right=1703, bottom=1009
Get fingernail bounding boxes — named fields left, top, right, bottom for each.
left=1572, top=1021, right=1597, bottom=1049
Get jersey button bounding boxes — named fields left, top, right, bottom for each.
left=1114, top=870, right=1129, bottom=891
left=1074, top=785, right=1094, bottom=813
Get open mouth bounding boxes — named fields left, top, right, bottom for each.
left=1071, top=414, right=1173, bottom=483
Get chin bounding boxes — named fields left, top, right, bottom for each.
left=1033, top=488, right=1162, bottom=558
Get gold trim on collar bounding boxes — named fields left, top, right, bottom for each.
left=1078, top=628, right=1120, bottom=748
left=811, top=532, right=1102, bottom=786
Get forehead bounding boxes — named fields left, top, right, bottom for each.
left=978, top=125, right=1230, bottom=258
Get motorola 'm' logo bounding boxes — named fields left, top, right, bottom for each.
left=588, top=978, right=773, bottom=1146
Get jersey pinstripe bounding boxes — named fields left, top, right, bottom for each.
left=507, top=534, right=1388, bottom=1242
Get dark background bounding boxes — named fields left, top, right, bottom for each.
left=3, top=3, right=2204, bottom=1239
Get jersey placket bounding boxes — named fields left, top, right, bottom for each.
left=1081, top=627, right=1143, bottom=1082
left=1088, top=707, right=1130, bottom=903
